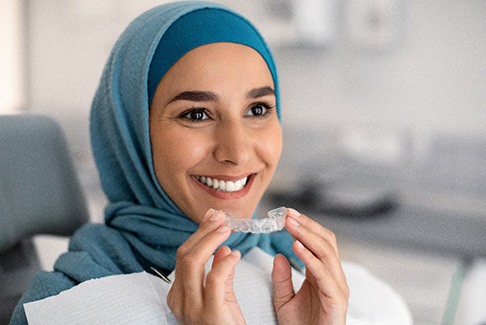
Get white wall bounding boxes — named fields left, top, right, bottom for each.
left=274, top=0, right=486, bottom=137
left=23, top=0, right=486, bottom=163
left=25, top=0, right=168, bottom=162
left=0, top=0, right=25, bottom=113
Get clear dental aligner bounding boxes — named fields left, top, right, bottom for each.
left=224, top=207, right=287, bottom=233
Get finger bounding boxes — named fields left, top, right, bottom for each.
left=178, top=209, right=226, bottom=256
left=212, top=246, right=232, bottom=269
left=293, top=240, right=348, bottom=297
left=175, top=223, right=231, bottom=312
left=177, top=222, right=231, bottom=280
left=285, top=210, right=348, bottom=284
left=175, top=210, right=228, bottom=279
left=288, top=223, right=346, bottom=286
left=287, top=217, right=338, bottom=264
left=285, top=210, right=342, bottom=272
left=286, top=208, right=339, bottom=256
left=205, top=250, right=241, bottom=311
left=271, top=254, right=295, bottom=310
left=178, top=223, right=231, bottom=270
left=169, top=210, right=230, bottom=322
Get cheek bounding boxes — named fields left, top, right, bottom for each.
left=153, top=130, right=209, bottom=180
left=260, top=124, right=282, bottom=167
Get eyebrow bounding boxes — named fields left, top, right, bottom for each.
left=169, top=86, right=275, bottom=104
left=246, top=86, right=275, bottom=99
left=171, top=91, right=219, bottom=103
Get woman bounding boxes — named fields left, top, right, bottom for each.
left=10, top=1, right=406, bottom=324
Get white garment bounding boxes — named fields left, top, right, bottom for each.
left=25, top=247, right=412, bottom=324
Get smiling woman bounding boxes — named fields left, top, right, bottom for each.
left=8, top=2, right=373, bottom=324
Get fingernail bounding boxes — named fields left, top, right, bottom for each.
left=209, top=210, right=223, bottom=222
left=287, top=208, right=301, bottom=218
left=203, top=208, right=217, bottom=222
left=294, top=240, right=305, bottom=250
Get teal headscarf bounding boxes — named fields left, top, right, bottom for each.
left=86, top=0, right=298, bottom=273
left=11, top=2, right=298, bottom=323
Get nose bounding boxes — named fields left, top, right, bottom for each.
left=213, top=120, right=253, bottom=166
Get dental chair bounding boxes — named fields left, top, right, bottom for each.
left=0, top=114, right=89, bottom=324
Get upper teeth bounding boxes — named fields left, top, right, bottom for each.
left=197, top=176, right=248, bottom=192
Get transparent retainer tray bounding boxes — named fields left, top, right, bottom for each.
left=224, top=207, right=287, bottom=233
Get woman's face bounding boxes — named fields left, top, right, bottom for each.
left=150, top=42, right=282, bottom=224
left=150, top=43, right=282, bottom=223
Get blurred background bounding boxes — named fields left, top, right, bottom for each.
left=1, top=0, right=486, bottom=323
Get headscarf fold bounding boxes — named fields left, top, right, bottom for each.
left=9, top=4, right=303, bottom=323
left=58, top=1, right=300, bottom=280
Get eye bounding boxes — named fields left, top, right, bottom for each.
left=246, top=103, right=272, bottom=117
left=181, top=108, right=209, bottom=121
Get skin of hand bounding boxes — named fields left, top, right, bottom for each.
left=272, top=208, right=350, bottom=325
left=167, top=209, right=245, bottom=325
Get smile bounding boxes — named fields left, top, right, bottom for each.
left=196, top=175, right=248, bottom=192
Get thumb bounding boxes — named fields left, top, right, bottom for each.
left=212, top=246, right=232, bottom=267
left=272, top=254, right=295, bottom=309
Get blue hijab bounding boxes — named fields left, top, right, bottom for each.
left=11, top=2, right=299, bottom=323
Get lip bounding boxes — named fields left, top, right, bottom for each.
left=192, top=173, right=254, bottom=199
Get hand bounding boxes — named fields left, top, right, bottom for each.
left=167, top=209, right=245, bottom=325
left=272, top=208, right=349, bottom=325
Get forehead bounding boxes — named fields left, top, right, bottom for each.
left=160, top=42, right=274, bottom=90
left=174, top=42, right=270, bottom=74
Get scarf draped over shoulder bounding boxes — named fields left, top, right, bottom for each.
left=11, top=2, right=300, bottom=324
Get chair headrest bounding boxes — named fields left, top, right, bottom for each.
left=0, top=114, right=89, bottom=252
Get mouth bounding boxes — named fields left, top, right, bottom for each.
left=195, top=175, right=250, bottom=193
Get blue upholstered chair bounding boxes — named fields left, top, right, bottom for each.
left=0, top=114, right=89, bottom=323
